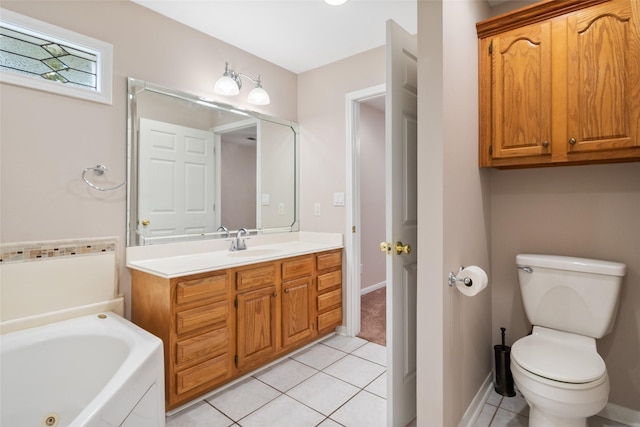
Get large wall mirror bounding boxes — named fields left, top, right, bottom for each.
left=127, top=77, right=298, bottom=246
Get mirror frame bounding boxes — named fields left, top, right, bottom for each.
left=126, top=77, right=299, bottom=247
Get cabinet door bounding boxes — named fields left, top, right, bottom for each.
left=236, top=285, right=277, bottom=369
left=491, top=21, right=552, bottom=159
left=566, top=0, right=640, bottom=154
left=282, top=276, right=314, bottom=347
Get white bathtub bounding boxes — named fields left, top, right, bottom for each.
left=0, top=312, right=165, bottom=427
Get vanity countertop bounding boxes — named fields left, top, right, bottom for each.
left=126, top=232, right=343, bottom=278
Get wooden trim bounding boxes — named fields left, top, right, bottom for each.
left=476, top=0, right=610, bottom=38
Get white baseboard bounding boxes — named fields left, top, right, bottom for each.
left=459, top=372, right=494, bottom=427
left=459, top=372, right=640, bottom=427
left=361, top=281, right=386, bottom=295
left=598, top=402, right=640, bottom=427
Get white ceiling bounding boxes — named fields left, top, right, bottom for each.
left=132, top=0, right=417, bottom=74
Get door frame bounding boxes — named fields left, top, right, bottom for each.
left=344, top=83, right=386, bottom=338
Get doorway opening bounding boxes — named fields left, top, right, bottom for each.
left=344, top=84, right=386, bottom=341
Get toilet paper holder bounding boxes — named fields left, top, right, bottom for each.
left=448, top=267, right=473, bottom=287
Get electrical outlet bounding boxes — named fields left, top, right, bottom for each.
left=314, top=203, right=321, bottom=216
left=278, top=202, right=284, bottom=215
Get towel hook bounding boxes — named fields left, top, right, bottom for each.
left=82, top=165, right=124, bottom=191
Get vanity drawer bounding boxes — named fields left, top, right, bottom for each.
left=176, top=273, right=228, bottom=305
left=282, top=256, right=313, bottom=280
left=175, top=328, right=229, bottom=365
left=236, top=264, right=276, bottom=291
left=318, top=306, right=342, bottom=331
left=317, top=251, right=341, bottom=271
left=317, top=288, right=341, bottom=312
left=317, top=270, right=341, bottom=292
left=175, top=354, right=228, bottom=395
left=176, top=301, right=227, bottom=334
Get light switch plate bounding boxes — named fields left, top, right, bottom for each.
left=333, top=192, right=345, bottom=206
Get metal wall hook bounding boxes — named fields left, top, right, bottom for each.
left=82, top=164, right=125, bottom=191
left=448, top=267, right=473, bottom=287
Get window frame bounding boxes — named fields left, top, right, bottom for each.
left=0, top=8, right=113, bottom=105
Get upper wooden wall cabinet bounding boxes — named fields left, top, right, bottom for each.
left=476, top=0, right=640, bottom=168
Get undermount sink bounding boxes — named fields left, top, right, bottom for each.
left=226, top=248, right=284, bottom=258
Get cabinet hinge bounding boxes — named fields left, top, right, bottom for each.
left=489, top=145, right=493, bottom=155
left=234, top=298, right=238, bottom=308
left=489, top=40, right=493, bottom=55
left=234, top=355, right=238, bottom=366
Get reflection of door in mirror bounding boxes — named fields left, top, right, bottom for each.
left=138, top=118, right=216, bottom=243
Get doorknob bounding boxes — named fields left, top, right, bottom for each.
left=141, top=219, right=150, bottom=226
left=380, top=242, right=392, bottom=254
left=395, top=241, right=411, bottom=255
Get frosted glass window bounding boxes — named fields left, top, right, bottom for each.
left=0, top=8, right=112, bottom=104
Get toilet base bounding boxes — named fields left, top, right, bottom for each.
left=529, top=405, right=588, bottom=427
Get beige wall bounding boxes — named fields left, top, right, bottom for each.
left=490, top=162, right=640, bottom=411
left=417, top=0, right=492, bottom=424
left=0, top=1, right=297, bottom=317
left=297, top=47, right=385, bottom=234
left=359, top=103, right=386, bottom=291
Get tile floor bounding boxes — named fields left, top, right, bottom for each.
left=166, top=335, right=629, bottom=427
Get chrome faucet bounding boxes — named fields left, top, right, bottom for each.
left=230, top=228, right=249, bottom=251
left=216, top=226, right=229, bottom=238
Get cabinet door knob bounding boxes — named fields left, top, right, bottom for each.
left=284, top=289, right=290, bottom=293
left=272, top=292, right=278, bottom=297
left=542, top=140, right=549, bottom=148
left=569, top=137, right=577, bottom=145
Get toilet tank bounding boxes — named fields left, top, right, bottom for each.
left=516, top=254, right=626, bottom=339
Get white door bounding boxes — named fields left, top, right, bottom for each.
left=385, top=19, right=418, bottom=426
left=138, top=118, right=215, bottom=244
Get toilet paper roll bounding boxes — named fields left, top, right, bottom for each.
left=456, top=265, right=488, bottom=297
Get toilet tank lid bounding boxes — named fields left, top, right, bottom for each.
left=516, top=254, right=626, bottom=276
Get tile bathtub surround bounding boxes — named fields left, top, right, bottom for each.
left=167, top=335, right=630, bottom=427
left=0, top=237, right=117, bottom=263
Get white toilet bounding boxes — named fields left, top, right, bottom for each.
left=511, top=254, right=626, bottom=427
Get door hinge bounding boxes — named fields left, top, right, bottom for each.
left=489, top=40, right=493, bottom=55
left=352, top=225, right=356, bottom=233
left=234, top=355, right=238, bottom=366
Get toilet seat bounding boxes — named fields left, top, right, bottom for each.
left=512, top=328, right=606, bottom=384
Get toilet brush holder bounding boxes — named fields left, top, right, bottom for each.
left=494, top=327, right=516, bottom=397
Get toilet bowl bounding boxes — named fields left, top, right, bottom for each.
left=513, top=254, right=626, bottom=427
left=511, top=327, right=609, bottom=427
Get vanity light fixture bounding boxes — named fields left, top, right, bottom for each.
left=214, top=62, right=270, bottom=105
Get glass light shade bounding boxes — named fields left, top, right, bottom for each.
left=248, top=86, right=270, bottom=105
left=214, top=75, right=240, bottom=96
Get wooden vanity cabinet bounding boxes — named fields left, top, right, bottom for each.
left=131, top=248, right=343, bottom=411
left=477, top=0, right=640, bottom=168
left=316, top=250, right=343, bottom=334
left=131, top=269, right=233, bottom=411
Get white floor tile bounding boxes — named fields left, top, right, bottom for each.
left=330, top=390, right=387, bottom=427
left=205, top=377, right=280, bottom=421
left=254, top=358, right=318, bottom=392
left=498, top=390, right=529, bottom=417
left=239, top=394, right=325, bottom=427
left=588, top=415, right=632, bottom=427
left=352, top=341, right=387, bottom=366
left=165, top=401, right=234, bottom=427
left=322, top=334, right=369, bottom=353
left=364, top=371, right=387, bottom=398
left=490, top=408, right=528, bottom=427
left=287, top=371, right=360, bottom=416
left=323, top=354, right=386, bottom=388
left=474, top=403, right=497, bottom=427
left=292, top=343, right=348, bottom=370
left=486, top=389, right=503, bottom=407
left=317, top=418, right=344, bottom=427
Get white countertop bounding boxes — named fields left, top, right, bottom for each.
left=126, top=232, right=343, bottom=278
